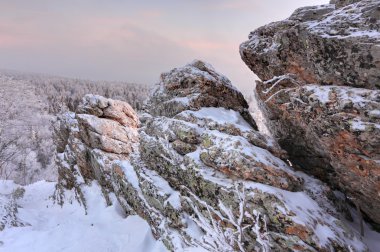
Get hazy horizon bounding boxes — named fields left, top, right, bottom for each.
left=0, top=0, right=329, bottom=92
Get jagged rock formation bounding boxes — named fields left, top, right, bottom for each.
left=240, top=0, right=380, bottom=89
left=54, top=95, right=139, bottom=208
left=145, top=60, right=257, bottom=130
left=56, top=61, right=367, bottom=251
left=240, top=0, right=380, bottom=226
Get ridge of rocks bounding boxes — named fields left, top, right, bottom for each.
left=56, top=61, right=367, bottom=251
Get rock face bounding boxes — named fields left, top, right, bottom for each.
left=57, top=62, right=367, bottom=251
left=241, top=0, right=380, bottom=89
left=54, top=95, right=139, bottom=208
left=146, top=60, right=257, bottom=130
left=240, top=0, right=380, bottom=225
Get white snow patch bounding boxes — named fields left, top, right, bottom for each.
left=369, top=109, right=380, bottom=118
left=241, top=180, right=367, bottom=251
left=141, top=168, right=182, bottom=210
left=181, top=107, right=253, bottom=132
left=305, top=84, right=379, bottom=108
left=305, top=85, right=331, bottom=104
left=314, top=224, right=335, bottom=246
left=344, top=206, right=380, bottom=252
left=305, top=1, right=380, bottom=41
left=183, top=216, right=205, bottom=242
left=350, top=119, right=380, bottom=131
left=0, top=180, right=168, bottom=252
left=168, top=96, right=191, bottom=106
left=204, top=129, right=293, bottom=173
left=350, top=119, right=367, bottom=131
left=119, top=160, right=140, bottom=190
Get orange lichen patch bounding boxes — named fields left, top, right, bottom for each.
left=279, top=103, right=289, bottom=111
left=329, top=92, right=338, bottom=102
left=292, top=244, right=309, bottom=251
left=329, top=130, right=378, bottom=176
left=113, top=165, right=125, bottom=178
left=219, top=166, right=234, bottom=177
left=287, top=64, right=317, bottom=84
left=285, top=224, right=310, bottom=241
left=211, top=212, right=222, bottom=222
left=335, top=130, right=370, bottom=157
left=331, top=131, right=361, bottom=155
left=339, top=131, right=357, bottom=142
left=314, top=107, right=323, bottom=115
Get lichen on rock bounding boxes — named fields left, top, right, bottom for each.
left=240, top=0, right=380, bottom=227
left=54, top=95, right=139, bottom=209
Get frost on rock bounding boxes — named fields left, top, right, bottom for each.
left=145, top=60, right=257, bottom=130
left=54, top=95, right=139, bottom=210
left=304, top=1, right=380, bottom=41
left=240, top=0, right=380, bottom=89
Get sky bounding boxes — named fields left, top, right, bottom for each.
left=0, top=0, right=329, bottom=92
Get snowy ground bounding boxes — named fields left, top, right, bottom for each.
left=345, top=206, right=380, bottom=252
left=1, top=179, right=380, bottom=252
left=0, top=180, right=167, bottom=252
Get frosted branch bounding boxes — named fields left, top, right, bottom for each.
left=262, top=74, right=300, bottom=95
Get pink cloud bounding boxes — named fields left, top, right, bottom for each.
left=0, top=21, right=48, bottom=48
left=0, top=34, right=23, bottom=47
left=179, top=39, right=236, bottom=55
left=201, top=0, right=259, bottom=11
left=218, top=1, right=258, bottom=10
left=138, top=9, right=164, bottom=19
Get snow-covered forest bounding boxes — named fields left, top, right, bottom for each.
left=0, top=70, right=150, bottom=184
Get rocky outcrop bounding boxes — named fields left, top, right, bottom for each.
left=54, top=95, right=139, bottom=208
left=146, top=60, right=257, bottom=130
left=141, top=61, right=298, bottom=191
left=240, top=0, right=380, bottom=89
left=57, top=61, right=367, bottom=251
left=240, top=0, right=380, bottom=226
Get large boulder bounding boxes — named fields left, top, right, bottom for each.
left=146, top=60, right=257, bottom=130
left=240, top=0, right=380, bottom=89
left=240, top=0, right=380, bottom=225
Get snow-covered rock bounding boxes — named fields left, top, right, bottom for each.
left=132, top=61, right=368, bottom=251
left=240, top=0, right=380, bottom=226
left=240, top=0, right=380, bottom=89
left=55, top=95, right=139, bottom=209
left=54, top=62, right=369, bottom=251
left=146, top=60, right=257, bottom=130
